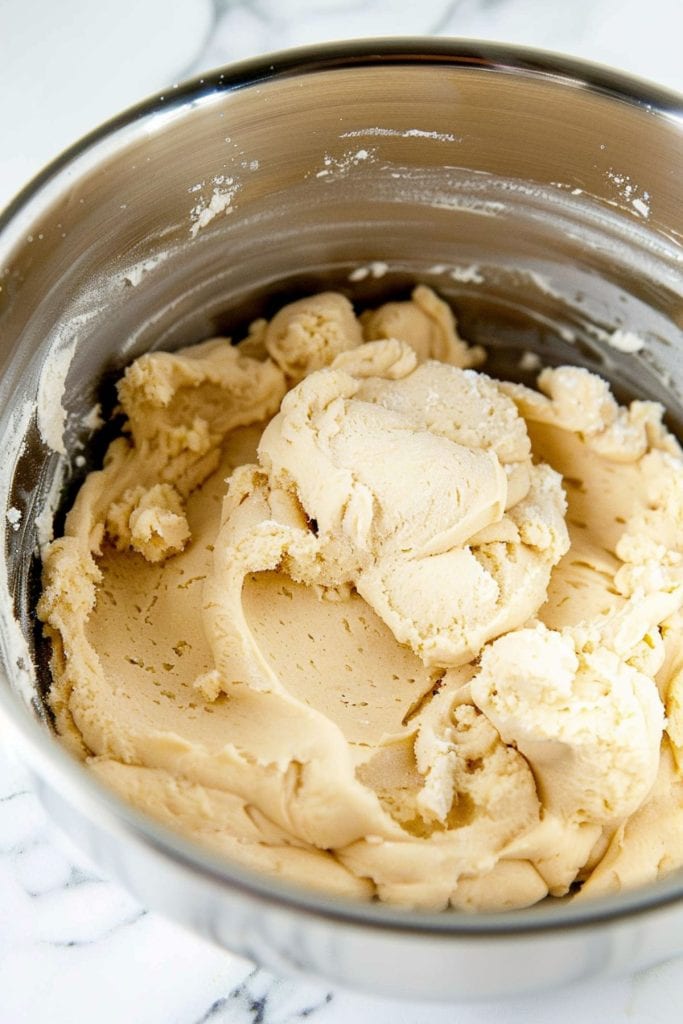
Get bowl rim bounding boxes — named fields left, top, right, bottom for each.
left=1, top=36, right=683, bottom=939
left=2, top=34, right=683, bottom=226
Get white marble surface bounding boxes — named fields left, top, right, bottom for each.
left=3, top=1, right=683, bottom=1020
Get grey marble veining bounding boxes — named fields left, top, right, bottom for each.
left=199, top=0, right=683, bottom=93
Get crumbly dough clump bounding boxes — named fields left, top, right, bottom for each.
left=38, top=286, right=683, bottom=911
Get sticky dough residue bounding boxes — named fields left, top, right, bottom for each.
left=38, top=285, right=683, bottom=911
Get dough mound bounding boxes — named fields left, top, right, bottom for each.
left=38, top=286, right=683, bottom=911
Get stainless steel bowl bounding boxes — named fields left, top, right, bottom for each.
left=2, top=40, right=683, bottom=1002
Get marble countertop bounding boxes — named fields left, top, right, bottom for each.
left=3, top=1, right=683, bottom=1020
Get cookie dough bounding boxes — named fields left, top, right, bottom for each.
left=38, top=286, right=683, bottom=910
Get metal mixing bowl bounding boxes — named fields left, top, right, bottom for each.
left=1, top=40, right=683, bottom=1002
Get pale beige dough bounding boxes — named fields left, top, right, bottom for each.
left=38, top=286, right=683, bottom=910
